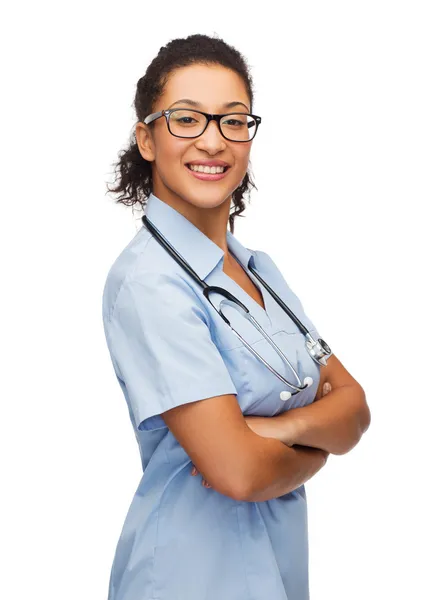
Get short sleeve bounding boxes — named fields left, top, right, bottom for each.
left=104, top=271, right=238, bottom=431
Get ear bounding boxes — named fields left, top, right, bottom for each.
left=135, top=122, right=155, bottom=162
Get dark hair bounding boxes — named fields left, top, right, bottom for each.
left=106, top=33, right=258, bottom=234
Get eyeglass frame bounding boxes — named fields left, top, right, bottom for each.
left=143, top=108, right=262, bottom=142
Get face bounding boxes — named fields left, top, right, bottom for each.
left=136, top=64, right=253, bottom=213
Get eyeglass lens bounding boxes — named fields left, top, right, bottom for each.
left=169, top=110, right=257, bottom=141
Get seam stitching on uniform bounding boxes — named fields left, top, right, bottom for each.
left=235, top=504, right=252, bottom=600
left=107, top=233, right=154, bottom=325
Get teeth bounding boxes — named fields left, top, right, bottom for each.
left=188, top=164, right=226, bottom=174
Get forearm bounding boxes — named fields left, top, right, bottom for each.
left=243, top=436, right=329, bottom=502
left=276, top=384, right=371, bottom=455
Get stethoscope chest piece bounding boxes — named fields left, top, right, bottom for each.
left=305, top=334, right=332, bottom=366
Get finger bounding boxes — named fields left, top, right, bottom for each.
left=191, top=465, right=198, bottom=476
left=322, top=382, right=332, bottom=396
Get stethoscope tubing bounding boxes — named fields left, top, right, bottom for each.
left=142, top=215, right=331, bottom=397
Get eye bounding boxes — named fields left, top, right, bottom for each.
left=221, top=115, right=248, bottom=127
left=176, top=116, right=197, bottom=125
left=223, top=119, right=243, bottom=126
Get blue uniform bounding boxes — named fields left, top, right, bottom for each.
left=102, top=192, right=321, bottom=600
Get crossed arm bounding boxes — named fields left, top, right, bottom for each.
left=186, top=353, right=371, bottom=494
left=191, top=353, right=371, bottom=491
left=246, top=353, right=371, bottom=456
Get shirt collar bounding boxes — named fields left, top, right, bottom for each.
left=143, top=192, right=255, bottom=280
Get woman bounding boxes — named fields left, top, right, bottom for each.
left=102, top=33, right=371, bottom=600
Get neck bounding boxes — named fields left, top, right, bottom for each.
left=152, top=188, right=233, bottom=258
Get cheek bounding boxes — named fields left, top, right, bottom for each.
left=153, top=144, right=188, bottom=181
left=234, top=147, right=251, bottom=172
left=154, top=140, right=183, bottom=165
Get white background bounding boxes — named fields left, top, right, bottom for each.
left=2, top=1, right=428, bottom=598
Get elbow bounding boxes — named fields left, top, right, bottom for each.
left=220, top=477, right=253, bottom=502
left=211, top=464, right=259, bottom=502
left=230, top=483, right=252, bottom=502
left=204, top=469, right=250, bottom=501
left=358, top=386, right=371, bottom=435
left=234, top=478, right=260, bottom=503
left=227, top=465, right=259, bottom=502
left=232, top=441, right=294, bottom=502
left=224, top=466, right=261, bottom=503
left=335, top=390, right=372, bottom=456
left=349, top=384, right=372, bottom=445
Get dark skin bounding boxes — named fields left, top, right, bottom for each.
left=194, top=355, right=371, bottom=487
left=134, top=63, right=370, bottom=488
left=192, top=381, right=334, bottom=488
left=135, top=63, right=252, bottom=275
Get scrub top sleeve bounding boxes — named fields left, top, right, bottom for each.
left=105, top=271, right=238, bottom=432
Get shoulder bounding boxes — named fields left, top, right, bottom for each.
left=102, top=228, right=206, bottom=326
left=250, top=247, right=303, bottom=303
left=251, top=248, right=274, bottom=265
left=250, top=248, right=282, bottom=277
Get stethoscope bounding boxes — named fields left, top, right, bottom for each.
left=142, top=215, right=332, bottom=402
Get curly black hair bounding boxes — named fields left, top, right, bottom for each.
left=105, top=33, right=258, bottom=234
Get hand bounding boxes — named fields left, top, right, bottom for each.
left=190, top=381, right=332, bottom=487
left=245, top=382, right=333, bottom=447
left=244, top=415, right=295, bottom=445
left=322, top=381, right=332, bottom=397
left=190, top=463, right=213, bottom=488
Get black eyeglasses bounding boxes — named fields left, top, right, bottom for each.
left=143, top=108, right=262, bottom=142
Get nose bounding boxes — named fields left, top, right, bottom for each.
left=194, top=119, right=227, bottom=152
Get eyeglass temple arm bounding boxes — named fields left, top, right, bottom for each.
left=143, top=110, right=164, bottom=125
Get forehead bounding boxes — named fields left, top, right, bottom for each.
left=157, top=64, right=249, bottom=111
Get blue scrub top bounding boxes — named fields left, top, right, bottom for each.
left=102, top=192, right=321, bottom=600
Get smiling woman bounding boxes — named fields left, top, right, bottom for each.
left=132, top=64, right=260, bottom=221
left=106, top=35, right=259, bottom=235
left=102, top=32, right=367, bottom=600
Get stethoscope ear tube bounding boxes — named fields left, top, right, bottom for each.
left=143, top=216, right=207, bottom=288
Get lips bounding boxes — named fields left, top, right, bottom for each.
left=185, top=162, right=230, bottom=181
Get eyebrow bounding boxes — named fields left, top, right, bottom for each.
left=168, top=98, right=250, bottom=112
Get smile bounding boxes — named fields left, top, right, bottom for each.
left=185, top=163, right=230, bottom=181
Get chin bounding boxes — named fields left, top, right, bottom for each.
left=190, top=191, right=234, bottom=208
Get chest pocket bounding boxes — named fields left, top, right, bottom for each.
left=217, top=327, right=319, bottom=416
